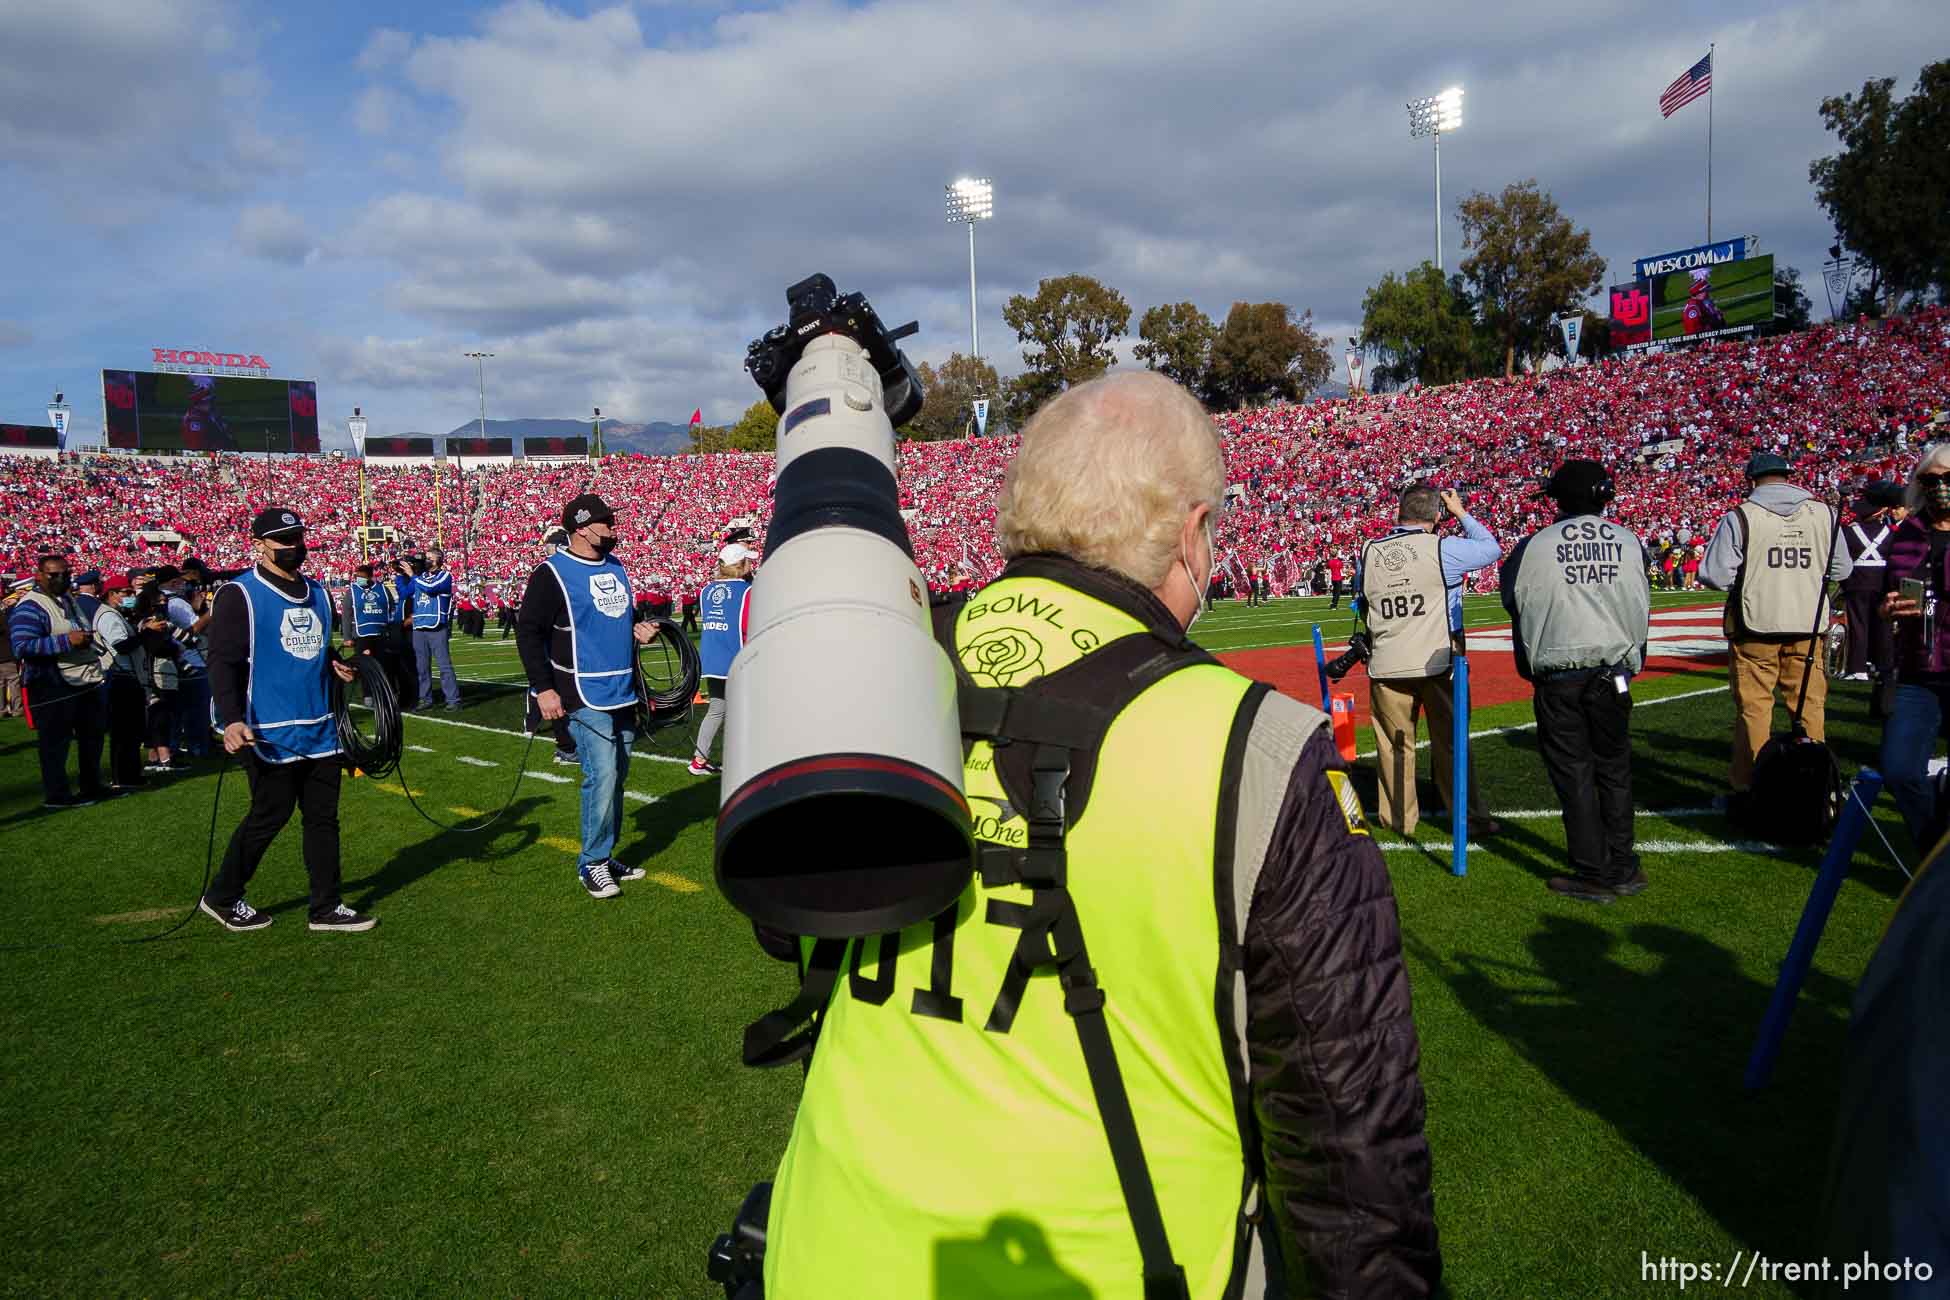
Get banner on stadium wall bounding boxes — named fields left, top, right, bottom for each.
left=1346, top=351, right=1363, bottom=391
left=1633, top=237, right=1747, bottom=281
left=1556, top=315, right=1583, bottom=360
left=46, top=402, right=70, bottom=446
left=348, top=414, right=367, bottom=454
left=1607, top=281, right=1652, bottom=349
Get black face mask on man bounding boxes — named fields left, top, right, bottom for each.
left=268, top=543, right=308, bottom=571
left=586, top=529, right=618, bottom=558
left=42, top=573, right=70, bottom=597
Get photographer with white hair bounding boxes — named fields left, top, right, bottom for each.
left=1877, top=442, right=1950, bottom=852
left=760, top=370, right=1438, bottom=1299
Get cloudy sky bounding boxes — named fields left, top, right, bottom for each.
left=2, top=0, right=1944, bottom=446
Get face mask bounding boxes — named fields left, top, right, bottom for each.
left=44, top=574, right=70, bottom=597
left=1181, top=515, right=1215, bottom=630
left=354, top=576, right=370, bottom=588
left=270, top=543, right=307, bottom=570
left=588, top=530, right=618, bottom=558
left=1927, top=479, right=1950, bottom=516
left=119, top=597, right=137, bottom=612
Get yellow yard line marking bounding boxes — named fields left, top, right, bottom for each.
left=649, top=872, right=703, bottom=894
left=542, top=835, right=582, bottom=854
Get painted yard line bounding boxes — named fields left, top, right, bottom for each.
left=406, top=744, right=436, bottom=753
left=624, top=791, right=661, bottom=804
left=365, top=783, right=427, bottom=798
left=1491, top=807, right=1717, bottom=820
left=542, top=835, right=582, bottom=854
left=1379, top=838, right=1782, bottom=854
left=524, top=770, right=575, bottom=784
left=649, top=871, right=703, bottom=893
left=1353, top=684, right=1730, bottom=759
left=448, top=805, right=486, bottom=818
left=91, top=907, right=181, bottom=926
left=455, top=755, right=499, bottom=767
left=387, top=705, right=700, bottom=764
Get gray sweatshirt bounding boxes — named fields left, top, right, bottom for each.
left=1699, top=482, right=1853, bottom=592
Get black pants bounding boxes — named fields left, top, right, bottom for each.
left=1330, top=580, right=1344, bottom=609
left=1533, top=670, right=1637, bottom=885
left=209, top=753, right=344, bottom=920
left=384, top=630, right=418, bottom=709
left=30, top=681, right=107, bottom=801
left=1842, top=586, right=1892, bottom=678
left=106, top=675, right=147, bottom=787
left=683, top=607, right=699, bottom=635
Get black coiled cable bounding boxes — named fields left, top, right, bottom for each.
left=635, top=617, right=702, bottom=734
left=333, top=652, right=404, bottom=779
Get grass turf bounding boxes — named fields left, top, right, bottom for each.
left=0, top=595, right=1917, bottom=1297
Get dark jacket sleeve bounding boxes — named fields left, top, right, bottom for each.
left=207, top=583, right=252, bottom=728
left=1244, top=730, right=1441, bottom=1297
left=514, top=564, right=562, bottom=695
left=1501, top=535, right=1533, bottom=682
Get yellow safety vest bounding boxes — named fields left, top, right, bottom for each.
left=766, top=573, right=1261, bottom=1299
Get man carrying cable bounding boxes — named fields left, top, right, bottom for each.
left=515, top=493, right=661, bottom=901
left=1501, top=461, right=1652, bottom=904
left=200, top=508, right=375, bottom=934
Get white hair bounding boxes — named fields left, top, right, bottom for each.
left=995, top=371, right=1223, bottom=588
left=1904, top=442, right=1950, bottom=514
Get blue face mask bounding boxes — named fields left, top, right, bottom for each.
left=119, top=598, right=137, bottom=612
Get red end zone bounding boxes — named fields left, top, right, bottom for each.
left=1216, top=606, right=1728, bottom=724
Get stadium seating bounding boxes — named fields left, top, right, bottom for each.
left=5, top=310, right=1943, bottom=600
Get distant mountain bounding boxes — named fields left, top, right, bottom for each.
left=439, top=417, right=694, bottom=456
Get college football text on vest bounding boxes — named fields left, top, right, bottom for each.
left=764, top=572, right=1277, bottom=1300
left=1733, top=500, right=1836, bottom=639
left=1511, top=516, right=1652, bottom=676
left=232, top=569, right=339, bottom=763
left=1360, top=531, right=1453, bottom=679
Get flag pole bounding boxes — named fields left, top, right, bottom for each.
left=1706, top=43, right=1714, bottom=243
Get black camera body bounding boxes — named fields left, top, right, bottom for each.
left=1324, top=631, right=1372, bottom=680
left=706, top=1182, right=771, bottom=1300
left=744, top=274, right=925, bottom=427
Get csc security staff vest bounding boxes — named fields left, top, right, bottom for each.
left=349, top=582, right=392, bottom=638
left=765, top=573, right=1265, bottom=1300
left=1733, top=499, right=1836, bottom=639
left=540, top=549, right=637, bottom=710
left=1510, top=515, right=1651, bottom=677
left=231, top=568, right=339, bottom=764
left=15, top=590, right=104, bottom=688
left=1360, top=530, right=1454, bottom=680
left=697, top=577, right=751, bottom=679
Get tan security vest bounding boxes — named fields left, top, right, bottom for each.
left=15, top=590, right=104, bottom=688
left=1510, top=515, right=1651, bottom=676
left=1360, top=530, right=1454, bottom=679
left=1732, top=499, right=1835, bottom=639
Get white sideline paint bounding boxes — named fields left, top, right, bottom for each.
left=1490, top=807, right=1716, bottom=820
left=455, top=755, right=498, bottom=767
left=624, top=791, right=660, bottom=805
left=406, top=744, right=435, bottom=753
left=377, top=705, right=695, bottom=763
left=1354, top=684, right=1730, bottom=759
left=1381, top=838, right=1782, bottom=854
left=523, top=770, right=575, bottom=784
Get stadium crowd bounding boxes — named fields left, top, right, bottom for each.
left=2, top=310, right=1944, bottom=603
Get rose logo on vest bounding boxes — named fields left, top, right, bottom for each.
left=960, top=627, right=1045, bottom=687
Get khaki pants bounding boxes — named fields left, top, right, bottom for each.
left=1370, top=672, right=1486, bottom=834
left=1728, top=636, right=1826, bottom=791
left=0, top=660, right=19, bottom=716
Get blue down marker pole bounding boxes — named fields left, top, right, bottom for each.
left=1744, top=768, right=1885, bottom=1090
left=1451, top=653, right=1470, bottom=877
left=1312, top=624, right=1331, bottom=712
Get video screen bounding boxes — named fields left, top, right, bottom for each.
left=1607, top=282, right=1652, bottom=349
left=1650, top=254, right=1775, bottom=342
left=100, top=371, right=319, bottom=452
left=450, top=437, right=514, bottom=457
left=365, top=436, right=437, bottom=458
left=523, top=435, right=588, bottom=457
left=0, top=424, right=59, bottom=449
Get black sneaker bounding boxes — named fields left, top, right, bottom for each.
left=200, top=897, right=273, bottom=931
left=42, top=793, right=96, bottom=809
left=610, top=861, right=647, bottom=883
left=552, top=748, right=578, bottom=766
left=309, top=904, right=377, bottom=933
left=1610, top=869, right=1650, bottom=897
left=1547, top=875, right=1615, bottom=905
left=580, top=861, right=620, bottom=899
left=443, top=701, right=463, bottom=712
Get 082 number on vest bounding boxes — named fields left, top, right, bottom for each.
left=1370, top=593, right=1428, bottom=620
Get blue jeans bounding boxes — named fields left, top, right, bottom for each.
left=174, top=670, right=212, bottom=756
left=570, top=706, right=634, bottom=870
left=413, top=625, right=459, bottom=705
left=1880, top=683, right=1950, bottom=852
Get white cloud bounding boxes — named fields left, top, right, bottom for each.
left=235, top=202, right=316, bottom=264
left=354, top=87, right=400, bottom=137
left=355, top=27, right=414, bottom=74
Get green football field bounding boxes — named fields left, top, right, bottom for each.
left=0, top=593, right=1921, bottom=1297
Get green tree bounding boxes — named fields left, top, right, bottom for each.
left=1457, top=180, right=1607, bottom=377
left=725, top=400, right=778, bottom=452
left=1358, top=263, right=1483, bottom=388
left=1773, top=266, right=1814, bottom=332
left=1810, top=61, right=1950, bottom=310
left=1133, top=301, right=1218, bottom=391
left=1205, top=302, right=1332, bottom=408
left=905, top=353, right=1003, bottom=441
left=1002, top=274, right=1131, bottom=398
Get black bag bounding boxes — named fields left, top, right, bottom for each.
left=1744, top=512, right=1845, bottom=844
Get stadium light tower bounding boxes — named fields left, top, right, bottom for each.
left=461, top=351, right=493, bottom=571
left=1406, top=87, right=1464, bottom=274
left=945, top=178, right=993, bottom=361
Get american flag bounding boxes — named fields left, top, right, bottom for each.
left=1660, top=52, right=1712, bottom=117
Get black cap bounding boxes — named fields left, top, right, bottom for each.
left=1540, top=459, right=1613, bottom=504
left=250, top=506, right=306, bottom=540
left=150, top=565, right=182, bottom=585
left=73, top=569, right=102, bottom=588
left=1744, top=451, right=1792, bottom=480
left=561, top=493, right=616, bottom=529
left=180, top=556, right=209, bottom=574
left=1863, top=480, right=1906, bottom=510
